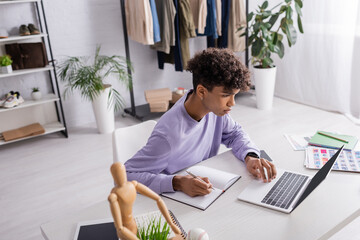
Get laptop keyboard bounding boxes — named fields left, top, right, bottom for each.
left=261, top=172, right=309, bottom=209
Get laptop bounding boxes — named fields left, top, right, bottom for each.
left=237, top=145, right=344, bottom=213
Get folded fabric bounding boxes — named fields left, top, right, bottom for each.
left=2, top=123, right=45, bottom=142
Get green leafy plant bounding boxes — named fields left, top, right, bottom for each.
left=137, top=216, right=170, bottom=240
left=58, top=45, right=132, bottom=111
left=32, top=87, right=39, bottom=92
left=0, top=55, right=13, bottom=66
left=240, top=0, right=304, bottom=68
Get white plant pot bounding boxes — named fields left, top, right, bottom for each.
left=0, top=65, right=12, bottom=74
left=92, top=85, right=115, bottom=134
left=31, top=91, right=42, bottom=100
left=253, top=66, right=277, bottom=110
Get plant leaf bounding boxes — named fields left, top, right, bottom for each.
left=286, top=6, right=293, bottom=19
left=295, top=1, right=302, bottom=16
left=297, top=14, right=304, bottom=33
left=284, top=21, right=297, bottom=46
left=268, top=13, right=279, bottom=28
left=272, top=32, right=278, bottom=45
left=252, top=39, right=264, bottom=57
left=261, top=1, right=268, bottom=9
left=247, top=12, right=254, bottom=22
left=280, top=5, right=287, bottom=13
left=276, top=41, right=285, bottom=58
left=295, top=0, right=303, bottom=8
left=263, top=57, right=273, bottom=68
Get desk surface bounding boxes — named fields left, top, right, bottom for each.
left=41, top=150, right=360, bottom=240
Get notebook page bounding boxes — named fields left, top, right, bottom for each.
left=162, top=188, right=223, bottom=210
left=188, top=165, right=240, bottom=190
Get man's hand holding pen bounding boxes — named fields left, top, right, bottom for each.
left=173, top=173, right=214, bottom=197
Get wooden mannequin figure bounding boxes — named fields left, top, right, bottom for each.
left=108, top=162, right=184, bottom=240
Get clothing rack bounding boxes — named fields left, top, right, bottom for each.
left=119, top=0, right=249, bottom=121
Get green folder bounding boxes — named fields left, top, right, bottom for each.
left=308, top=131, right=358, bottom=150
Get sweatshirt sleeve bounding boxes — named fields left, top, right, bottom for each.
left=124, top=133, right=175, bottom=194
left=221, top=114, right=260, bottom=161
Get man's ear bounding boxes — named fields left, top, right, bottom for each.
left=196, top=84, right=208, bottom=100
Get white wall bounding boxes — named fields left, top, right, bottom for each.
left=1, top=0, right=221, bottom=128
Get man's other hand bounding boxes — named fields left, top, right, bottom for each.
left=245, top=156, right=277, bottom=182
left=172, top=175, right=213, bottom=197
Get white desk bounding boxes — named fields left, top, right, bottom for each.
left=41, top=150, right=360, bottom=240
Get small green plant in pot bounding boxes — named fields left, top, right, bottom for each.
left=58, top=45, right=132, bottom=134
left=137, top=216, right=170, bottom=240
left=239, top=0, right=304, bottom=110
left=31, top=87, right=41, bottom=100
left=0, top=55, right=13, bottom=74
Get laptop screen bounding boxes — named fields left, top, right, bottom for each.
left=292, top=145, right=344, bottom=211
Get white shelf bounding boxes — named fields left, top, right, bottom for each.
left=0, top=33, right=47, bottom=43
left=0, top=94, right=59, bottom=113
left=0, top=65, right=54, bottom=78
left=0, top=0, right=38, bottom=5
left=0, top=121, right=65, bottom=145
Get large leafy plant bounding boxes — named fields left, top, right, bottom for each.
left=58, top=46, right=132, bottom=111
left=240, top=0, right=304, bottom=68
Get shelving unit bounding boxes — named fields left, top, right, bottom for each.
left=0, top=65, right=53, bottom=78
left=0, top=0, right=67, bottom=145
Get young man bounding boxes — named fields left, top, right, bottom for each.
left=125, top=48, right=276, bottom=197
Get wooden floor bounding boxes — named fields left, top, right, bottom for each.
left=0, top=93, right=359, bottom=240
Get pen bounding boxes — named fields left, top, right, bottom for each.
left=186, top=170, right=215, bottom=190
left=318, top=131, right=349, bottom=143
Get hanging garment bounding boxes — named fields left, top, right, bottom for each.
left=125, top=0, right=154, bottom=45
left=179, top=0, right=196, bottom=69
left=151, top=0, right=176, bottom=54
left=215, top=0, right=222, bottom=36
left=227, top=0, right=246, bottom=52
left=198, top=0, right=218, bottom=48
left=189, top=0, right=207, bottom=34
left=212, top=0, right=231, bottom=48
left=149, top=0, right=161, bottom=43
left=158, top=0, right=183, bottom=71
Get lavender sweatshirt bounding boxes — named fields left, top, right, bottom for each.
left=125, top=92, right=260, bottom=194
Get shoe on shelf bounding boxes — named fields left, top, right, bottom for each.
left=14, top=91, right=24, bottom=104
left=0, top=91, right=14, bottom=107
left=28, top=23, right=40, bottom=35
left=19, top=24, right=30, bottom=36
left=2, top=91, right=25, bottom=108
left=3, top=95, right=20, bottom=108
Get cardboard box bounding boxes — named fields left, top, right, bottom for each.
left=149, top=101, right=169, bottom=112
left=170, top=91, right=185, bottom=104
left=145, top=88, right=172, bottom=102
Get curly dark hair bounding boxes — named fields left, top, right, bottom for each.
left=186, top=48, right=251, bottom=92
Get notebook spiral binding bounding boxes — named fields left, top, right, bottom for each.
left=168, top=210, right=187, bottom=239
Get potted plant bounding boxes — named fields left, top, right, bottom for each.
left=0, top=55, right=13, bottom=74
left=240, top=0, right=304, bottom=110
left=58, top=45, right=132, bottom=134
left=137, top=216, right=171, bottom=240
left=31, top=87, right=42, bottom=100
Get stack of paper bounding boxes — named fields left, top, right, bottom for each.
left=304, top=146, right=360, bottom=172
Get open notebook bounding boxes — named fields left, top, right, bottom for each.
left=161, top=165, right=241, bottom=210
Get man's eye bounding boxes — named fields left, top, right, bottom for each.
left=222, top=95, right=230, bottom=97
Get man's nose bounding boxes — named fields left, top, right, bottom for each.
left=228, top=95, right=235, bottom=106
